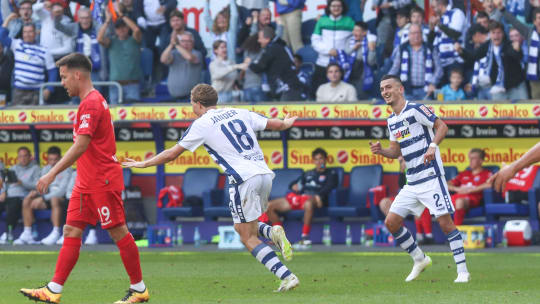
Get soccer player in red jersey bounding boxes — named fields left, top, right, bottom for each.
left=447, top=148, right=492, bottom=225
left=20, top=53, right=148, bottom=304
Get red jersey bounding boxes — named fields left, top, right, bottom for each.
left=450, top=168, right=492, bottom=201
left=73, top=90, right=123, bottom=193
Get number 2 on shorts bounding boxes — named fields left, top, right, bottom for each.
left=433, top=193, right=441, bottom=208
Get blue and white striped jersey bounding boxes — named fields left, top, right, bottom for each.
left=178, top=108, right=274, bottom=184
left=387, top=101, right=445, bottom=185
left=11, top=39, right=55, bottom=90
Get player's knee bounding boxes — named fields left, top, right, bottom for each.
left=384, top=217, right=400, bottom=233
left=63, top=225, right=83, bottom=238
left=455, top=198, right=466, bottom=210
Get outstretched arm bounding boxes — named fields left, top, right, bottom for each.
left=490, top=142, right=540, bottom=192
left=123, top=144, right=186, bottom=168
left=265, top=114, right=297, bottom=131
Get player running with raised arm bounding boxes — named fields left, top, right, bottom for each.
left=20, top=53, right=148, bottom=304
left=123, top=84, right=300, bottom=292
left=370, top=75, right=470, bottom=283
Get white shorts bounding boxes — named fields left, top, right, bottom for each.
left=389, top=175, right=455, bottom=218
left=228, top=173, right=273, bottom=224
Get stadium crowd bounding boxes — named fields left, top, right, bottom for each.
left=0, top=0, right=539, bottom=105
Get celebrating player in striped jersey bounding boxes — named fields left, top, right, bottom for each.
left=370, top=75, right=470, bottom=283
left=123, top=84, right=300, bottom=292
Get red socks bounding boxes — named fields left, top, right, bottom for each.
left=415, top=218, right=423, bottom=234
left=52, top=237, right=82, bottom=285
left=420, top=209, right=432, bottom=234
left=117, top=233, right=143, bottom=284
left=302, top=224, right=311, bottom=236
left=454, top=209, right=466, bottom=226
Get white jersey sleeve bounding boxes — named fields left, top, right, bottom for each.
left=177, top=120, right=206, bottom=152
left=412, top=104, right=437, bottom=128
left=247, top=111, right=268, bottom=132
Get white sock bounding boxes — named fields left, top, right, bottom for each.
left=23, top=226, right=32, bottom=235
left=426, top=233, right=433, bottom=238
left=52, top=227, right=61, bottom=234
left=416, top=233, right=424, bottom=241
left=257, top=222, right=272, bottom=239
left=130, top=280, right=146, bottom=292
left=393, top=227, right=425, bottom=262
left=88, top=229, right=96, bottom=235
left=251, top=243, right=292, bottom=280
left=447, top=229, right=468, bottom=273
left=47, top=282, right=63, bottom=293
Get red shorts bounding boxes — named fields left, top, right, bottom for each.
left=67, top=190, right=126, bottom=230
left=451, top=194, right=482, bottom=208
left=286, top=193, right=312, bottom=210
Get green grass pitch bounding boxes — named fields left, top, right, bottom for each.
left=1, top=250, right=539, bottom=304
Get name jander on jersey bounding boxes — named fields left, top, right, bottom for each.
left=210, top=109, right=239, bottom=124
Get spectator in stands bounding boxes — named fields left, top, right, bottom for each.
left=410, top=6, right=429, bottom=42
left=118, top=0, right=138, bottom=21
left=14, top=146, right=72, bottom=245
left=98, top=10, right=142, bottom=103
left=311, top=0, right=354, bottom=90
left=394, top=8, right=411, bottom=47
left=265, top=148, right=338, bottom=246
left=160, top=31, right=203, bottom=101
left=36, top=0, right=76, bottom=60
left=345, top=21, right=376, bottom=100
left=461, top=24, right=490, bottom=99
left=134, top=0, right=176, bottom=54
left=465, top=12, right=489, bottom=50
left=483, top=0, right=503, bottom=22
left=1, top=0, right=40, bottom=39
left=509, top=27, right=527, bottom=67
left=240, top=34, right=265, bottom=102
left=293, top=54, right=311, bottom=100
left=272, top=0, right=305, bottom=53
left=316, top=63, right=357, bottom=102
left=0, top=147, right=40, bottom=245
left=68, top=7, right=106, bottom=82
left=372, top=0, right=413, bottom=64
left=0, top=22, right=56, bottom=105
left=247, top=26, right=303, bottom=101
left=204, top=0, right=239, bottom=61
left=0, top=40, right=14, bottom=101
left=499, top=3, right=540, bottom=98
left=209, top=40, right=248, bottom=103
left=456, top=21, right=528, bottom=100
left=438, top=68, right=469, bottom=101
left=237, top=8, right=283, bottom=50
left=429, top=0, right=466, bottom=86
left=168, top=10, right=207, bottom=63
left=389, top=24, right=439, bottom=101
left=447, top=148, right=493, bottom=226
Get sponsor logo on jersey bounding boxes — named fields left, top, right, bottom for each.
left=393, top=127, right=411, bottom=141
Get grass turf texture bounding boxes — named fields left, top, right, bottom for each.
left=1, top=251, right=539, bottom=304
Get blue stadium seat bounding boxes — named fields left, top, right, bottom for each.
left=123, top=168, right=132, bottom=187
left=269, top=168, right=304, bottom=200
left=162, top=168, right=220, bottom=218
left=203, top=178, right=231, bottom=220
left=484, top=165, right=500, bottom=173
left=444, top=166, right=459, bottom=180
left=295, top=45, right=318, bottom=65
left=329, top=165, right=383, bottom=220
left=483, top=171, right=540, bottom=222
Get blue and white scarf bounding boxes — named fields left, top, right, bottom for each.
left=76, top=27, right=101, bottom=71
left=472, top=43, right=504, bottom=89
left=332, top=37, right=373, bottom=90
left=91, top=0, right=106, bottom=26
left=527, top=30, right=540, bottom=81
left=399, top=45, right=433, bottom=92
left=507, top=0, right=525, bottom=18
